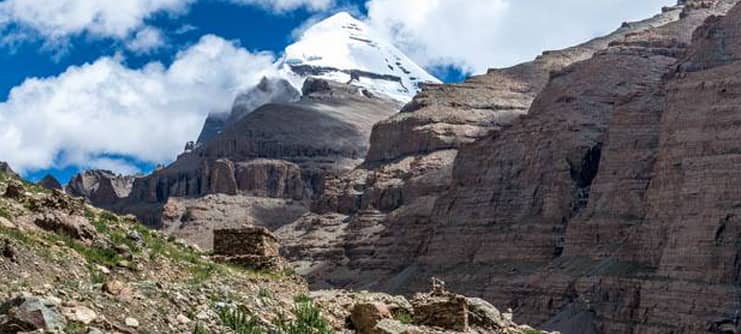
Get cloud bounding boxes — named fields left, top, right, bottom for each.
left=364, top=0, right=675, bottom=74
left=174, top=24, right=198, bottom=35
left=0, top=0, right=193, bottom=47
left=0, top=34, right=277, bottom=173
left=229, top=0, right=335, bottom=13
left=126, top=26, right=166, bottom=54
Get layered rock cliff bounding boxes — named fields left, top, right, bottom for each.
left=117, top=78, right=400, bottom=249
left=277, top=0, right=695, bottom=287
left=278, top=1, right=741, bottom=333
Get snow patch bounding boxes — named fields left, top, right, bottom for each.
left=277, top=11, right=441, bottom=102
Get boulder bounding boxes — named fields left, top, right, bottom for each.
left=411, top=292, right=468, bottom=331
left=373, top=319, right=410, bottom=334
left=0, top=296, right=66, bottom=333
left=350, top=302, right=392, bottom=334
left=62, top=305, right=97, bottom=325
left=3, top=181, right=25, bottom=200
left=32, top=213, right=97, bottom=244
left=466, top=297, right=510, bottom=330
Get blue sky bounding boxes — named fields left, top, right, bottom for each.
left=0, top=0, right=673, bottom=184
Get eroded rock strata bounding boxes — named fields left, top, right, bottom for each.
left=119, top=78, right=400, bottom=251
left=279, top=1, right=741, bottom=333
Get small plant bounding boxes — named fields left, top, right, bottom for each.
left=393, top=310, right=413, bottom=325
left=0, top=205, right=11, bottom=220
left=272, top=298, right=334, bottom=334
left=218, top=307, right=266, bottom=334
left=215, top=298, right=334, bottom=334
left=65, top=321, right=86, bottom=334
left=193, top=322, right=211, bottom=334
left=258, top=287, right=274, bottom=300
left=88, top=265, right=107, bottom=284
left=524, top=330, right=547, bottom=334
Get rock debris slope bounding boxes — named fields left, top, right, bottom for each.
left=0, top=169, right=546, bottom=334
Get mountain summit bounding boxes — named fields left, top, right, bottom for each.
left=197, top=12, right=440, bottom=143
left=279, top=12, right=441, bottom=102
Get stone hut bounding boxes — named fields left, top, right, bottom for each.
left=212, top=226, right=283, bottom=271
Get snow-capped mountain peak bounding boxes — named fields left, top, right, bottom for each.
left=278, top=11, right=441, bottom=102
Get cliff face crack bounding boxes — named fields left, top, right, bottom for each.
left=569, top=143, right=603, bottom=215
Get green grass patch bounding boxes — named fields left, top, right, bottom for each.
left=0, top=205, right=12, bottom=220
left=65, top=321, right=86, bottom=334
left=43, top=232, right=121, bottom=267
left=524, top=330, right=547, bottom=334
left=393, top=309, right=413, bottom=325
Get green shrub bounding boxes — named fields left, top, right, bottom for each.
left=393, top=310, right=413, bottom=325
left=193, top=322, right=211, bottom=334
left=218, top=307, right=266, bottom=334
left=215, top=298, right=334, bottom=334
left=272, top=299, right=334, bottom=334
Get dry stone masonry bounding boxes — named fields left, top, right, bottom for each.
left=212, top=226, right=284, bottom=271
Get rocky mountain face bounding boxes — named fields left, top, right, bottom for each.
left=37, top=174, right=62, bottom=190
left=277, top=1, right=741, bottom=333
left=117, top=78, right=401, bottom=248
left=65, top=170, right=137, bottom=208
left=277, top=0, right=691, bottom=285
left=0, top=162, right=17, bottom=179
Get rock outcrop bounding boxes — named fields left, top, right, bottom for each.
left=123, top=79, right=400, bottom=232
left=0, top=296, right=66, bottom=333
left=37, top=175, right=62, bottom=190
left=65, top=170, right=136, bottom=207
left=0, top=162, right=18, bottom=178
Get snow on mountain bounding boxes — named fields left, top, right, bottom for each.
left=278, top=12, right=441, bottom=102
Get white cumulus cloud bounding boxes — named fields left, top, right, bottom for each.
left=364, top=0, right=676, bottom=74
left=0, top=0, right=193, bottom=48
left=229, top=0, right=335, bottom=13
left=126, top=26, right=167, bottom=54
left=0, top=35, right=277, bottom=173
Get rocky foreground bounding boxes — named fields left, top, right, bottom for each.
left=0, top=170, right=547, bottom=333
